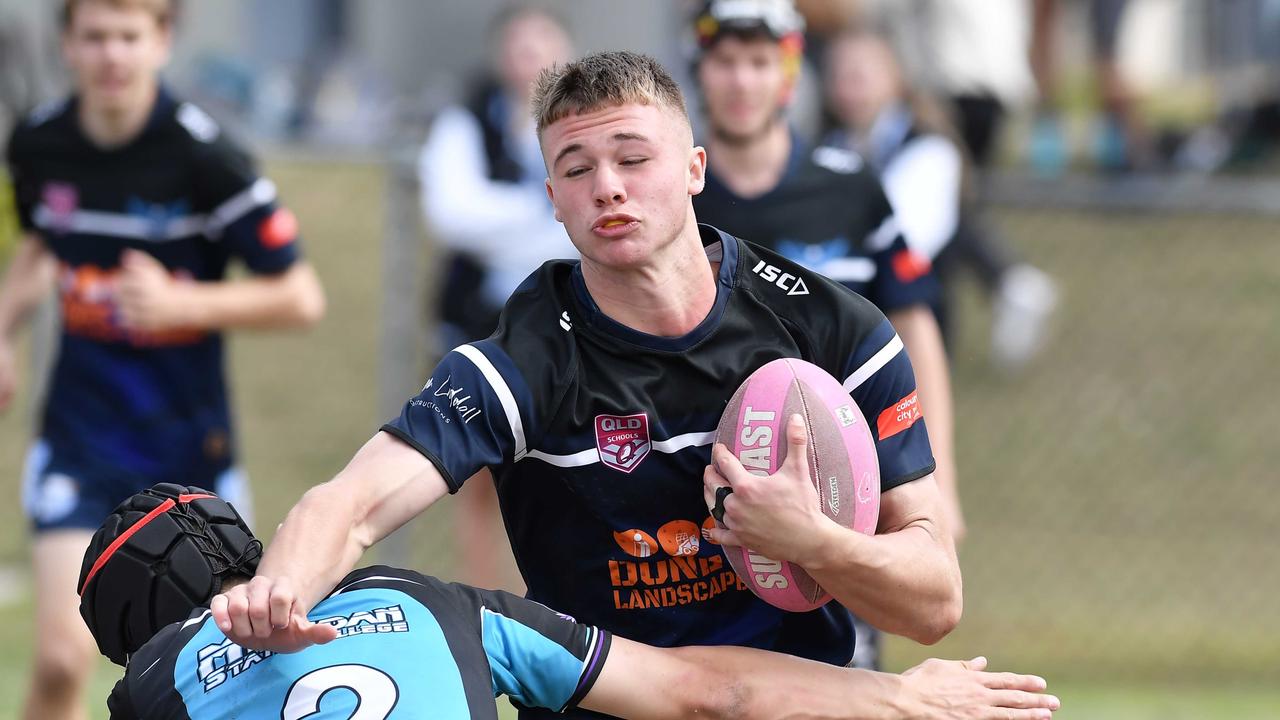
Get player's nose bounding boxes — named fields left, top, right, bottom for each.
left=592, top=166, right=627, bottom=206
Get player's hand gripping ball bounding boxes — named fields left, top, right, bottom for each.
left=711, top=358, right=880, bottom=611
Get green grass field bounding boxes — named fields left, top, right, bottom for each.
left=1, top=161, right=1276, bottom=717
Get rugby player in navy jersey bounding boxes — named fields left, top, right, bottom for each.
left=85, top=485, right=1057, bottom=719
left=214, top=51, right=963, bottom=719
left=0, top=1, right=324, bottom=717
left=687, top=0, right=962, bottom=670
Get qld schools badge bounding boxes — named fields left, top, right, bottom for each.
left=595, top=413, right=651, bottom=473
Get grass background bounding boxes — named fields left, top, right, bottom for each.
left=0, top=160, right=1277, bottom=717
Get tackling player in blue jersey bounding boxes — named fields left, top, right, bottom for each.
left=83, top=484, right=1058, bottom=719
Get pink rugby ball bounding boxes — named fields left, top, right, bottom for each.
left=714, top=358, right=880, bottom=612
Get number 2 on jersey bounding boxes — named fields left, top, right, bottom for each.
left=281, top=664, right=399, bottom=719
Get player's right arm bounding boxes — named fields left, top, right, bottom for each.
left=587, top=641, right=1059, bottom=720
left=211, top=431, right=452, bottom=649
left=0, top=232, right=55, bottom=411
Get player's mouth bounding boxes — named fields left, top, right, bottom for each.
left=592, top=214, right=640, bottom=238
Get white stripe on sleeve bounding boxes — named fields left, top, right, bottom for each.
left=842, top=334, right=904, bottom=392
left=455, top=344, right=528, bottom=460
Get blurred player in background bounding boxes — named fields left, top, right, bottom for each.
left=416, top=3, right=578, bottom=591
left=0, top=1, right=325, bottom=717
left=84, top=485, right=1058, bottom=719
left=821, top=26, right=1058, bottom=370
left=865, top=0, right=1059, bottom=370
left=214, top=50, right=964, bottom=720
left=686, top=0, right=960, bottom=669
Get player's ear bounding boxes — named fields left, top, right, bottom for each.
left=687, top=145, right=707, bottom=197
left=545, top=178, right=564, bottom=223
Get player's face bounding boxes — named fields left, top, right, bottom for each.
left=63, top=1, right=171, bottom=113
left=542, top=102, right=706, bottom=270
left=497, top=13, right=572, bottom=98
left=825, top=36, right=900, bottom=130
left=697, top=36, right=789, bottom=144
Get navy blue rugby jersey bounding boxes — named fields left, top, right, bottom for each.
left=383, top=225, right=934, bottom=695
left=106, top=566, right=611, bottom=719
left=694, top=137, right=939, bottom=313
left=6, top=90, right=301, bottom=479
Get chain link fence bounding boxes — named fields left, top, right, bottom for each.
left=883, top=179, right=1280, bottom=685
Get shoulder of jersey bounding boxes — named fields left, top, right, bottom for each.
left=10, top=98, right=72, bottom=143
left=502, top=259, right=582, bottom=341
left=809, top=145, right=866, bottom=176
left=737, top=238, right=853, bottom=303
left=172, top=101, right=223, bottom=144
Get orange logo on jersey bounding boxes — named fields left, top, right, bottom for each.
left=58, top=263, right=205, bottom=347
left=607, top=518, right=747, bottom=611
left=877, top=390, right=923, bottom=440
left=891, top=249, right=932, bottom=283
left=613, top=529, right=658, bottom=558
left=657, top=519, right=701, bottom=557
left=258, top=208, right=297, bottom=250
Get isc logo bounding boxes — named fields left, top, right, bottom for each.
left=751, top=260, right=810, bottom=296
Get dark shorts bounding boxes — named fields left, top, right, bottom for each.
left=21, top=438, right=251, bottom=533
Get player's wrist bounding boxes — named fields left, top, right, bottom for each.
left=794, top=515, right=855, bottom=571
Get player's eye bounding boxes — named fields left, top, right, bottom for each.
left=620, top=157, right=648, bottom=167
left=565, top=166, right=590, bottom=178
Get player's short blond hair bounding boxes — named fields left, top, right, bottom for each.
left=62, top=0, right=176, bottom=29
left=532, top=50, right=690, bottom=137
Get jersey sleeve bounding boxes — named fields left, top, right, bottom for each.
left=5, top=124, right=37, bottom=232
left=861, top=180, right=940, bottom=313
left=463, top=585, right=612, bottom=712
left=188, top=114, right=300, bottom=274
left=837, top=316, right=936, bottom=491
left=381, top=339, right=541, bottom=493
left=106, top=677, right=140, bottom=720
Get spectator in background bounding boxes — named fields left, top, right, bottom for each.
left=1029, top=0, right=1150, bottom=173
left=852, top=2, right=1058, bottom=370
left=416, top=3, right=576, bottom=591
left=2, top=10, right=58, bottom=259
left=0, top=1, right=325, bottom=717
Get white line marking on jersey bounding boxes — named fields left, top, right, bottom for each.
left=843, top=334, right=904, bottom=392
left=522, top=430, right=714, bottom=467
left=455, top=344, right=528, bottom=460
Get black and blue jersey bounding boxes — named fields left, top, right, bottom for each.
left=694, top=137, right=939, bottom=313
left=383, top=227, right=934, bottom=718
left=106, top=566, right=611, bottom=719
left=6, top=89, right=301, bottom=498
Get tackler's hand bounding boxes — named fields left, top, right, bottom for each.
left=210, top=575, right=337, bottom=653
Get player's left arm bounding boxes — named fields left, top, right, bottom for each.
left=706, top=417, right=962, bottom=645
left=889, top=303, right=963, bottom=542
left=115, top=250, right=325, bottom=332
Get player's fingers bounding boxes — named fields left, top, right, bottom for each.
left=711, top=443, right=749, bottom=485
left=268, top=580, right=295, bottom=630
left=245, top=577, right=276, bottom=639
left=781, top=413, right=809, bottom=477
left=982, top=671, right=1048, bottom=692
left=225, top=588, right=255, bottom=642
left=995, top=708, right=1055, bottom=720
left=298, top=616, right=338, bottom=646
left=990, top=689, right=1060, bottom=711
left=703, top=525, right=741, bottom=547
left=702, top=465, right=728, bottom=507
left=210, top=593, right=231, bottom=633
